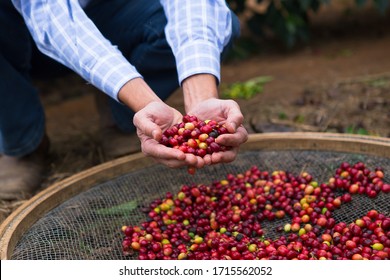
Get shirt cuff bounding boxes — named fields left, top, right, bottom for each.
left=88, top=53, right=143, bottom=102
left=175, top=40, right=221, bottom=85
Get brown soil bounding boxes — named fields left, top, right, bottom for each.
left=1, top=2, right=390, bottom=224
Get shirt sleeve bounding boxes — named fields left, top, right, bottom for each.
left=159, top=0, right=233, bottom=85
left=11, top=0, right=142, bottom=102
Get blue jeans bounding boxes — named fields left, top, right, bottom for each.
left=0, top=0, right=240, bottom=157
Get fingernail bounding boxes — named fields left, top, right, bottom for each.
left=230, top=122, right=237, bottom=131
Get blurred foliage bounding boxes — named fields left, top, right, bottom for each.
left=227, top=0, right=390, bottom=47
left=365, top=77, right=390, bottom=88
left=96, top=200, right=138, bottom=216
left=221, top=76, right=273, bottom=99
left=345, top=125, right=370, bottom=135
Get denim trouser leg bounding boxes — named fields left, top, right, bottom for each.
left=0, top=0, right=46, bottom=157
left=86, top=0, right=241, bottom=133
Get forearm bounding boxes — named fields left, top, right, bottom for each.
left=118, top=78, right=162, bottom=112
left=182, top=74, right=219, bottom=112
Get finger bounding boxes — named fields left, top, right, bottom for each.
left=142, top=139, right=186, bottom=161
left=211, top=147, right=239, bottom=164
left=183, top=153, right=204, bottom=167
left=154, top=154, right=206, bottom=169
left=216, top=126, right=248, bottom=147
left=202, top=154, right=213, bottom=166
left=193, top=155, right=206, bottom=169
left=223, top=101, right=244, bottom=133
left=142, top=138, right=206, bottom=167
left=134, top=114, right=162, bottom=141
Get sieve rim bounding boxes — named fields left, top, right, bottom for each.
left=1, top=132, right=390, bottom=259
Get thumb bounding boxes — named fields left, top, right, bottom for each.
left=151, top=127, right=162, bottom=141
left=134, top=114, right=162, bottom=141
left=225, top=111, right=243, bottom=134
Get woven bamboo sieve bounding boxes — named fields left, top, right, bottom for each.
left=0, top=132, right=389, bottom=260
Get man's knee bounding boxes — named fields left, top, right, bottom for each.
left=231, top=11, right=241, bottom=42
left=221, top=11, right=241, bottom=60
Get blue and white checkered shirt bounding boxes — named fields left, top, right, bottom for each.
left=11, top=0, right=233, bottom=102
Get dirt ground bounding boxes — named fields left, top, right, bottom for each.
left=1, top=2, right=390, bottom=224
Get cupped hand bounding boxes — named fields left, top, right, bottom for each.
left=133, top=101, right=207, bottom=169
left=187, top=98, right=249, bottom=165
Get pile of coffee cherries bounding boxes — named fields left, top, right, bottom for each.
left=159, top=115, right=230, bottom=158
left=121, top=161, right=389, bottom=260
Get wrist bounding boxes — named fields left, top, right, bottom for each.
left=182, top=74, right=219, bottom=112
left=118, top=78, right=162, bottom=112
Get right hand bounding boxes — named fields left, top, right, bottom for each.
left=187, top=97, right=248, bottom=166
left=133, top=101, right=207, bottom=169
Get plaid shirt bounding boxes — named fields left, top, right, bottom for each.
left=11, top=0, right=232, bottom=101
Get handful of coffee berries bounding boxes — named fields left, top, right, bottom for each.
left=159, top=115, right=231, bottom=158
left=159, top=115, right=232, bottom=175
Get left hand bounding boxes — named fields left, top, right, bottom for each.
left=187, top=97, right=248, bottom=165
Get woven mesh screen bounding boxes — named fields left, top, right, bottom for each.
left=11, top=149, right=390, bottom=260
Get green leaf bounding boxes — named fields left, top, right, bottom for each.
left=345, top=125, right=369, bottom=135
left=248, top=76, right=274, bottom=84
left=356, top=128, right=369, bottom=135
left=278, top=112, right=288, bottom=120
left=367, top=77, right=389, bottom=88
left=221, top=76, right=273, bottom=100
left=294, top=115, right=305, bottom=123
left=96, top=200, right=138, bottom=216
left=345, top=126, right=354, bottom=134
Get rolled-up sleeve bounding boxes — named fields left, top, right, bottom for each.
left=12, top=0, right=142, bottom=102
left=159, top=0, right=233, bottom=85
